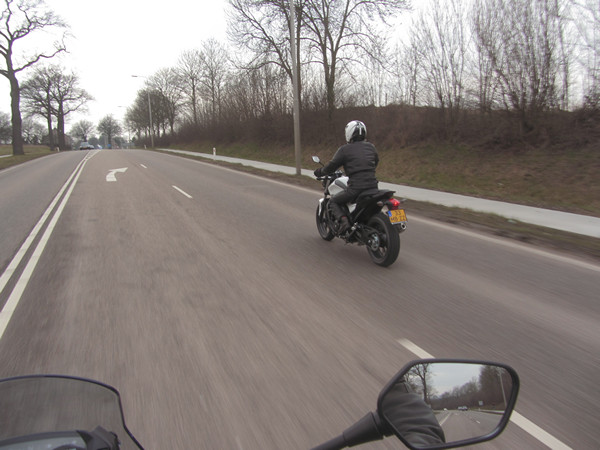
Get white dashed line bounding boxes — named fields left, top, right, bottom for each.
left=172, top=185, right=193, bottom=199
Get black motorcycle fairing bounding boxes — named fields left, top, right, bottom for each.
left=0, top=375, right=143, bottom=450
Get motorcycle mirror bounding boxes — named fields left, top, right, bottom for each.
left=377, top=359, right=520, bottom=450
left=312, top=155, right=321, bottom=164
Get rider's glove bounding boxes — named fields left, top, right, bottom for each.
left=314, top=168, right=323, bottom=177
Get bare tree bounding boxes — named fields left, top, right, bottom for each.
left=553, top=0, right=571, bottom=110
left=470, top=0, right=499, bottom=112
left=126, top=91, right=147, bottom=140
left=407, top=363, right=435, bottom=405
left=0, top=0, right=67, bottom=155
left=224, top=63, right=289, bottom=120
left=70, top=119, right=94, bottom=141
left=21, top=117, right=44, bottom=144
left=389, top=37, right=422, bottom=107
left=97, top=115, right=122, bottom=149
left=473, top=0, right=566, bottom=132
left=20, top=65, right=56, bottom=148
left=302, top=0, right=409, bottom=118
left=21, top=65, right=92, bottom=150
left=177, top=49, right=203, bottom=126
left=572, top=0, right=600, bottom=104
left=346, top=37, right=389, bottom=107
left=0, top=110, right=10, bottom=142
left=126, top=89, right=157, bottom=141
left=228, top=0, right=305, bottom=106
left=199, top=39, right=230, bottom=125
left=410, top=0, right=468, bottom=126
left=148, top=67, right=182, bottom=135
left=51, top=70, right=92, bottom=149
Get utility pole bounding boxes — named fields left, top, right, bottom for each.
left=289, top=0, right=301, bottom=175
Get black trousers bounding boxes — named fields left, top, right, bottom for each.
left=330, top=187, right=362, bottom=220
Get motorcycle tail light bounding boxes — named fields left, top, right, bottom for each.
left=387, top=198, right=401, bottom=210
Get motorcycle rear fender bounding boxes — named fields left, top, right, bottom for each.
left=351, top=190, right=396, bottom=223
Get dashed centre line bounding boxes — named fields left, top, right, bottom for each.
left=172, top=185, right=193, bottom=199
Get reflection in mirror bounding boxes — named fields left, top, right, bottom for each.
left=380, top=363, right=514, bottom=449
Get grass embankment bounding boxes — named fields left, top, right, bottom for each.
left=171, top=141, right=600, bottom=261
left=0, top=145, right=54, bottom=170
left=178, top=141, right=600, bottom=217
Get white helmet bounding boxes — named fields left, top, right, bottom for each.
left=345, top=120, right=367, bottom=143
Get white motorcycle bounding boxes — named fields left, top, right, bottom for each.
left=313, top=156, right=407, bottom=267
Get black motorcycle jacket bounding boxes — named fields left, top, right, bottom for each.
left=320, top=140, right=379, bottom=189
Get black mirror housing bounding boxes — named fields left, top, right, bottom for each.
left=376, top=359, right=520, bottom=450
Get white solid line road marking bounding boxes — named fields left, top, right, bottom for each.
left=409, top=216, right=600, bottom=273
left=439, top=414, right=451, bottom=426
left=0, top=157, right=85, bottom=297
left=510, top=411, right=572, bottom=450
left=0, top=152, right=96, bottom=341
left=397, top=338, right=435, bottom=359
left=172, top=185, right=192, bottom=199
left=397, top=339, right=573, bottom=450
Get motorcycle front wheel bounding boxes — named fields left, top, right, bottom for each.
left=316, top=203, right=335, bottom=241
left=366, top=213, right=400, bottom=267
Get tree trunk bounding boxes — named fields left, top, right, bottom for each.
left=9, top=73, right=24, bottom=155
left=46, top=112, right=54, bottom=149
left=326, top=75, right=336, bottom=120
left=57, top=106, right=66, bottom=150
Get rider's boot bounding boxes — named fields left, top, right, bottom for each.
left=338, top=216, right=350, bottom=234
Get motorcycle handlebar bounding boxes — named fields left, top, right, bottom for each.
left=315, top=171, right=344, bottom=181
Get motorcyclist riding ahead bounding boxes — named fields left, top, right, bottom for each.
left=313, top=120, right=379, bottom=234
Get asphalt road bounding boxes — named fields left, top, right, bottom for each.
left=0, top=149, right=598, bottom=449
left=439, top=410, right=503, bottom=443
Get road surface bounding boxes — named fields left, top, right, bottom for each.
left=0, top=150, right=598, bottom=449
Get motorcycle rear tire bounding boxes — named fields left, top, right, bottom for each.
left=366, top=213, right=400, bottom=267
left=316, top=203, right=335, bottom=241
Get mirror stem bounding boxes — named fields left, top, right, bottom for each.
left=342, top=412, right=387, bottom=447
left=312, top=412, right=388, bottom=450
left=311, top=434, right=347, bottom=450
left=313, top=412, right=391, bottom=450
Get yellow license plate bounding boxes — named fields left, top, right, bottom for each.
left=388, top=209, right=407, bottom=223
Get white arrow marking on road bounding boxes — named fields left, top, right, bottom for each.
left=106, top=167, right=128, bottom=182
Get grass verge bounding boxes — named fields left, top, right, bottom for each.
left=0, top=145, right=54, bottom=170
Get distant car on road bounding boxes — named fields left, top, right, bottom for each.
left=458, top=406, right=468, bottom=411
left=79, top=142, right=94, bottom=150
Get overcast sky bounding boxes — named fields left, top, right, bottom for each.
left=1, top=0, right=229, bottom=129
